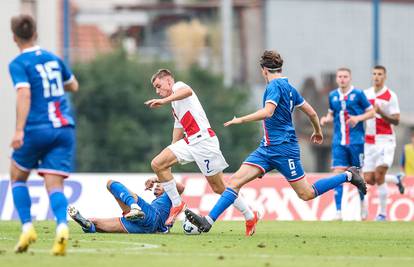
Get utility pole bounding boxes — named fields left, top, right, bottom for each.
left=63, top=0, right=70, bottom=66
left=373, top=0, right=380, bottom=66
left=221, top=0, right=233, bottom=87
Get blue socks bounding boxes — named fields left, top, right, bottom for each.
left=334, top=184, right=343, bottom=211
left=49, top=189, right=68, bottom=225
left=109, top=181, right=136, bottom=206
left=312, top=173, right=347, bottom=197
left=12, top=181, right=32, bottom=224
left=208, top=188, right=238, bottom=221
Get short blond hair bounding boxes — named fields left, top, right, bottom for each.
left=151, top=69, right=173, bottom=83
left=336, top=67, right=351, bottom=74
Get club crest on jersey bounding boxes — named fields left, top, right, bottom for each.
left=349, top=94, right=356, bottom=101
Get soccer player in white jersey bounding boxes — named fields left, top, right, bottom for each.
left=144, top=69, right=258, bottom=236
left=362, top=65, right=401, bottom=221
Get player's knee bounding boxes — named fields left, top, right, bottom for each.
left=211, top=184, right=225, bottom=194
left=106, top=180, right=115, bottom=190
left=296, top=190, right=315, bottom=201
left=366, top=178, right=375, bottom=186
left=151, top=158, right=165, bottom=172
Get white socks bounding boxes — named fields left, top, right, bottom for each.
left=233, top=196, right=254, bottom=221
left=385, top=174, right=398, bottom=184
left=56, top=223, right=68, bottom=233
left=161, top=179, right=182, bottom=207
left=22, top=222, right=33, bottom=233
left=377, top=183, right=388, bottom=216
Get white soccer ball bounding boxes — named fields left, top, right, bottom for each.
left=182, top=217, right=201, bottom=235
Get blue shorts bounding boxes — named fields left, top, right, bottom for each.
left=244, top=143, right=305, bottom=182
left=12, top=127, right=75, bottom=177
left=331, top=144, right=364, bottom=169
left=120, top=197, right=165, bottom=234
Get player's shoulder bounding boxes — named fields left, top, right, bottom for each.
left=351, top=87, right=365, bottom=95
left=173, top=81, right=190, bottom=91
left=328, top=88, right=339, bottom=98
left=386, top=87, right=398, bottom=98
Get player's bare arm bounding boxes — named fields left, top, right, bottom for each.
left=145, top=86, right=193, bottom=108
left=375, top=105, right=400, bottom=125
left=299, top=101, right=323, bottom=144
left=320, top=110, right=333, bottom=126
left=64, top=76, right=79, bottom=92
left=12, top=86, right=31, bottom=149
left=171, top=127, right=185, bottom=144
left=224, top=102, right=276, bottom=127
left=346, top=107, right=375, bottom=127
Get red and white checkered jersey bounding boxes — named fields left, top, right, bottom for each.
left=364, top=86, right=400, bottom=144
left=171, top=81, right=215, bottom=144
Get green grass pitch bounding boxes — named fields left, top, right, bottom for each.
left=0, top=221, right=413, bottom=267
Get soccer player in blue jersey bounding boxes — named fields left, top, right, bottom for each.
left=320, top=68, right=374, bottom=220
left=68, top=178, right=185, bottom=234
left=184, top=50, right=368, bottom=233
left=8, top=15, right=79, bottom=255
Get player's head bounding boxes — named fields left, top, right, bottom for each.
left=259, top=50, right=283, bottom=82
left=372, top=65, right=387, bottom=88
left=153, top=183, right=164, bottom=197
left=11, top=14, right=37, bottom=46
left=336, top=68, right=352, bottom=89
left=151, top=69, right=174, bottom=98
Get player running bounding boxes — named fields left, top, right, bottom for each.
left=69, top=178, right=184, bottom=234
left=185, top=50, right=367, bottom=233
left=320, top=68, right=375, bottom=220
left=145, top=69, right=258, bottom=236
left=362, top=65, right=401, bottom=221
left=8, top=14, right=79, bottom=255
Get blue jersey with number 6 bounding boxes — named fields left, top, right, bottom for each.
left=9, top=46, right=75, bottom=131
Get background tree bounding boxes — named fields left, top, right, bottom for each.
left=72, top=50, right=259, bottom=172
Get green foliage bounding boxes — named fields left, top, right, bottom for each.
left=72, top=50, right=259, bottom=172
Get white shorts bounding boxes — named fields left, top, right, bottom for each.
left=363, top=142, right=396, bottom=172
left=168, top=136, right=229, bottom=176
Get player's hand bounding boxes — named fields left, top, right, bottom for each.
left=144, top=177, right=157, bottom=190
left=145, top=99, right=166, bottom=108
left=320, top=116, right=328, bottom=126
left=346, top=116, right=359, bottom=128
left=310, top=132, right=323, bottom=144
left=374, top=104, right=383, bottom=115
left=11, top=130, right=24, bottom=149
left=224, top=116, right=243, bottom=127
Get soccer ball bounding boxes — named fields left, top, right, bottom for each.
left=182, top=217, right=201, bottom=235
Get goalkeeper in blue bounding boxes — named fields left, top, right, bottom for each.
left=68, top=178, right=184, bottom=234
left=185, top=50, right=367, bottom=233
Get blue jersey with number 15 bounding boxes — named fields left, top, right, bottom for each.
left=9, top=46, right=75, bottom=131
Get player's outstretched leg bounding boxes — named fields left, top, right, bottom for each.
left=107, top=180, right=145, bottom=221
left=385, top=173, right=405, bottom=194
left=346, top=167, right=367, bottom=195
left=184, top=209, right=212, bottom=232
left=12, top=181, right=38, bottom=253
left=68, top=205, right=96, bottom=233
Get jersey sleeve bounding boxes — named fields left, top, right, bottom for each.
left=57, top=57, right=74, bottom=85
left=293, top=88, right=305, bottom=107
left=389, top=92, right=400, bottom=115
left=9, top=61, right=30, bottom=90
left=359, top=91, right=372, bottom=111
left=172, top=81, right=190, bottom=93
left=264, top=82, right=281, bottom=106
